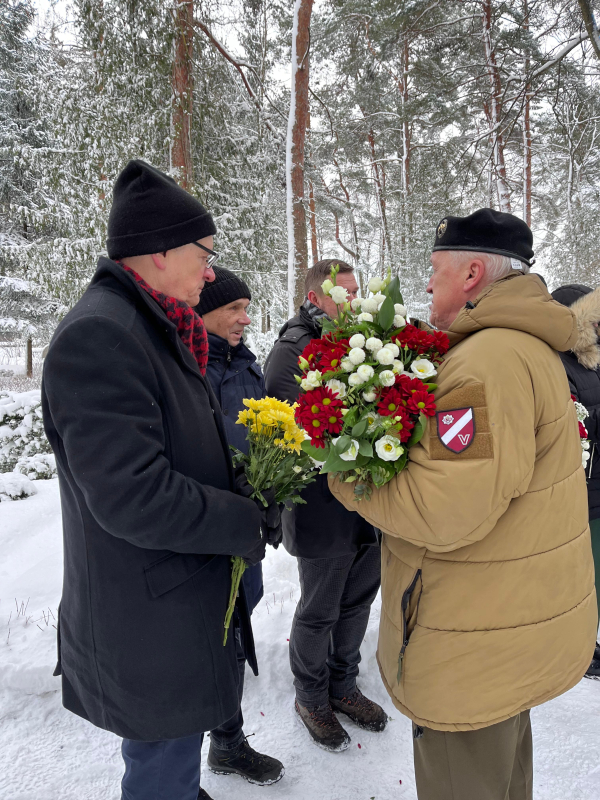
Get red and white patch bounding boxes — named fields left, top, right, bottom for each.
left=436, top=407, right=475, bottom=453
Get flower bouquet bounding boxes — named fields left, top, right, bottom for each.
left=572, top=395, right=591, bottom=469
left=295, top=266, right=450, bottom=499
left=223, top=396, right=317, bottom=643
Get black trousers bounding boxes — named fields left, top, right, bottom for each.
left=289, top=543, right=381, bottom=707
left=209, top=624, right=246, bottom=751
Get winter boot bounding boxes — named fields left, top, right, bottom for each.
left=295, top=699, right=351, bottom=752
left=585, top=642, right=600, bottom=680
left=207, top=737, right=284, bottom=786
left=329, top=687, right=388, bottom=732
left=198, top=789, right=213, bottom=799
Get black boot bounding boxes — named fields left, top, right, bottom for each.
left=207, top=737, right=284, bottom=786
left=585, top=642, right=600, bottom=680
left=329, top=687, right=388, bottom=732
left=198, top=789, right=213, bottom=799
left=295, top=699, right=351, bottom=752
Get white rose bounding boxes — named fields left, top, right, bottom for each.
left=394, top=304, right=407, bottom=316
left=366, top=412, right=381, bottom=432
left=341, top=358, right=355, bottom=372
left=378, top=369, right=396, bottom=387
left=330, top=285, right=349, bottom=305
left=360, top=298, right=378, bottom=314
left=348, top=372, right=365, bottom=386
left=365, top=337, right=383, bottom=353
left=332, top=437, right=359, bottom=462
left=306, top=369, right=323, bottom=387
left=393, top=315, right=406, bottom=328
left=363, top=388, right=377, bottom=403
left=392, top=359, right=404, bottom=374
left=311, top=457, right=326, bottom=468
left=348, top=347, right=366, bottom=365
left=349, top=333, right=366, bottom=348
left=375, top=435, right=404, bottom=462
left=368, top=276, right=385, bottom=293
left=583, top=450, right=591, bottom=468
left=326, top=379, right=346, bottom=398
left=351, top=297, right=363, bottom=311
left=372, top=293, right=386, bottom=309
left=385, top=342, right=400, bottom=358
left=321, top=279, right=334, bottom=294
left=410, top=359, right=437, bottom=380
left=376, top=347, right=395, bottom=365
left=357, top=364, right=374, bottom=381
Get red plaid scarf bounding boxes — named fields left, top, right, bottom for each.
left=121, top=264, right=209, bottom=376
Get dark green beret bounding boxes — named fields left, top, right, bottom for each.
left=432, top=208, right=534, bottom=267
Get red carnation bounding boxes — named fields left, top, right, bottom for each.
left=407, top=389, right=436, bottom=417
left=579, top=421, right=588, bottom=439
left=430, top=330, right=450, bottom=356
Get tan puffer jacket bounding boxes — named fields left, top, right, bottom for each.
left=330, top=272, right=598, bottom=732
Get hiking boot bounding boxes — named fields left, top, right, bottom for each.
left=207, top=737, right=284, bottom=786
left=329, top=687, right=388, bottom=732
left=295, top=699, right=351, bottom=752
left=198, top=789, right=213, bottom=800
left=585, top=653, right=600, bottom=680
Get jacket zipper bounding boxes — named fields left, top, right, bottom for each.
left=397, top=568, right=422, bottom=684
left=588, top=442, right=595, bottom=480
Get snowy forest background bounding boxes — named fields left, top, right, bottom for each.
left=2, top=0, right=600, bottom=369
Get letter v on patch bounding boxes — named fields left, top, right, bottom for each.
left=436, top=407, right=475, bottom=454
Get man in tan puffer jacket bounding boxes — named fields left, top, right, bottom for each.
left=329, top=208, right=598, bottom=800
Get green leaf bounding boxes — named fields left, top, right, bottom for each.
left=301, top=440, right=330, bottom=460
left=386, top=276, right=404, bottom=307
left=352, top=418, right=368, bottom=437
left=320, top=449, right=355, bottom=473
left=357, top=439, right=373, bottom=457
left=394, top=451, right=408, bottom=473
left=425, top=383, right=437, bottom=391
left=407, top=413, right=428, bottom=447
left=378, top=296, right=395, bottom=331
left=334, top=434, right=352, bottom=455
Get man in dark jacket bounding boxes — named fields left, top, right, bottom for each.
left=196, top=266, right=284, bottom=784
left=263, top=259, right=387, bottom=752
left=42, top=160, right=271, bottom=800
left=552, top=283, right=600, bottom=679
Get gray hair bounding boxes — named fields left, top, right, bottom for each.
left=449, top=250, right=530, bottom=281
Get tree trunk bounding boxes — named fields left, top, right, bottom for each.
left=522, top=0, right=532, bottom=226
left=367, top=128, right=392, bottom=270
left=171, top=0, right=194, bottom=189
left=578, top=0, right=600, bottom=60
left=26, top=337, right=32, bottom=379
left=400, top=36, right=411, bottom=257
left=308, top=179, right=318, bottom=264
left=286, top=0, right=313, bottom=316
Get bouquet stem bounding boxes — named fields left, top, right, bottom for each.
left=223, top=556, right=247, bottom=645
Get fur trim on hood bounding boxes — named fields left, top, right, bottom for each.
left=570, top=287, right=600, bottom=370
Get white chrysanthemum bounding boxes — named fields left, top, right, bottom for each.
left=363, top=388, right=377, bottom=403
left=372, top=293, right=386, bottom=309
left=368, top=276, right=385, bottom=293
left=332, top=437, right=359, bottom=462
left=349, top=333, right=366, bottom=348
left=326, top=379, right=346, bottom=398
left=348, top=347, right=366, bottom=365
left=376, top=347, right=395, bottom=365
left=330, top=285, right=349, bottom=305
left=365, top=337, right=383, bottom=353
left=410, top=359, right=437, bottom=380
left=341, top=358, right=355, bottom=372
left=348, top=372, right=365, bottom=387
left=351, top=297, right=363, bottom=311
left=392, top=359, right=404, bottom=374
left=385, top=342, right=400, bottom=358
left=321, top=279, right=334, bottom=294
left=394, top=303, right=407, bottom=316
left=378, top=370, right=396, bottom=387
left=357, top=312, right=373, bottom=323
left=393, top=315, right=406, bottom=328
left=360, top=297, right=378, bottom=314
left=357, top=364, right=374, bottom=381
left=375, top=435, right=404, bottom=462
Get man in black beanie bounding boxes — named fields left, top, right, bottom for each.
left=194, top=267, right=285, bottom=785
left=42, top=160, right=274, bottom=800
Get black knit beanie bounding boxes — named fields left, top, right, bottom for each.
left=106, top=160, right=217, bottom=259
left=195, top=266, right=251, bottom=316
left=551, top=283, right=593, bottom=307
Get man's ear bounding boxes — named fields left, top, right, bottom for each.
left=463, top=258, right=486, bottom=294
left=151, top=252, right=167, bottom=271
left=307, top=289, right=322, bottom=309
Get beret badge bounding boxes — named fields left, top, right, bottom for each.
left=436, top=219, right=448, bottom=239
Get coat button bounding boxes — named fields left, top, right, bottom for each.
left=223, top=409, right=228, bottom=415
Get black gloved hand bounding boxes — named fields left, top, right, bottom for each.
left=234, top=470, right=282, bottom=549
left=242, top=535, right=266, bottom=567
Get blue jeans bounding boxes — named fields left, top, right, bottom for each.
left=121, top=733, right=203, bottom=800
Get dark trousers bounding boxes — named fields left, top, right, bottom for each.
left=121, top=733, right=203, bottom=800
left=289, top=543, right=381, bottom=707
left=413, top=710, right=533, bottom=800
left=209, top=624, right=246, bottom=751
left=590, top=518, right=600, bottom=626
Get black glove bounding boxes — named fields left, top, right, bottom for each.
left=242, top=535, right=266, bottom=567
left=235, top=470, right=282, bottom=549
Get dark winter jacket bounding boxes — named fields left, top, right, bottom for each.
left=263, top=303, right=378, bottom=558
left=42, top=257, right=262, bottom=742
left=205, top=332, right=265, bottom=610
left=552, top=284, right=600, bottom=520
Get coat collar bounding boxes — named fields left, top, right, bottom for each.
left=207, top=332, right=256, bottom=368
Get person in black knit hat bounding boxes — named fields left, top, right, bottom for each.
left=42, top=159, right=280, bottom=800
left=195, top=268, right=285, bottom=786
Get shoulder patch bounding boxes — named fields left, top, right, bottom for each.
left=430, top=383, right=494, bottom=460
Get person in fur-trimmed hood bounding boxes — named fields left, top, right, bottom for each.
left=552, top=283, right=600, bottom=680
left=330, top=209, right=598, bottom=800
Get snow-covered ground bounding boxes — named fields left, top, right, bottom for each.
left=1, top=480, right=600, bottom=800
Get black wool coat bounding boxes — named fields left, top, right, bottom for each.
left=264, top=305, right=378, bottom=559
left=42, top=257, right=262, bottom=741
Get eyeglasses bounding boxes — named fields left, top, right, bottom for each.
left=192, top=241, right=220, bottom=268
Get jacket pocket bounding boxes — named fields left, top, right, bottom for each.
left=397, top=569, right=422, bottom=684
left=144, top=552, right=216, bottom=598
